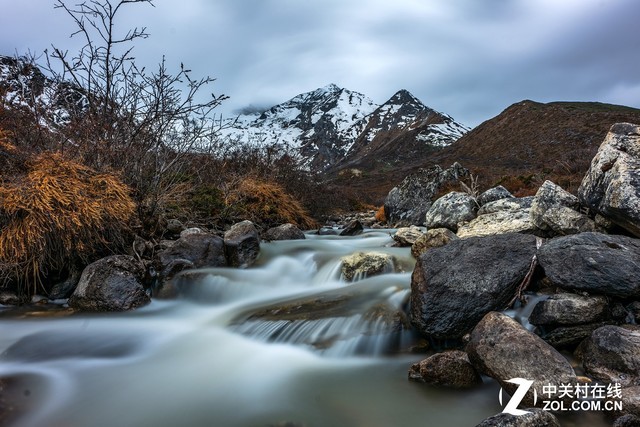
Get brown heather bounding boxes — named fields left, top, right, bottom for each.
left=0, top=151, right=135, bottom=294
left=225, top=177, right=317, bottom=230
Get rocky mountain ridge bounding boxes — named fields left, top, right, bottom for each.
left=219, top=83, right=469, bottom=171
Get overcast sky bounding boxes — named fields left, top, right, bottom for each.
left=1, top=0, right=639, bottom=127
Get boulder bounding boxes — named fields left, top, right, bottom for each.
left=224, top=220, right=261, bottom=268
left=341, top=252, right=396, bottom=282
left=530, top=180, right=596, bottom=235
left=424, top=191, right=478, bottom=232
left=477, top=197, right=534, bottom=216
left=384, top=163, right=469, bottom=226
left=410, top=233, right=538, bottom=339
left=263, top=223, right=306, bottom=241
left=537, top=232, right=640, bottom=299
left=537, top=322, right=611, bottom=349
left=467, top=312, right=577, bottom=407
left=411, top=228, right=458, bottom=258
left=477, top=185, right=513, bottom=207
left=474, top=409, right=561, bottom=427
left=457, top=208, right=538, bottom=238
left=339, top=219, right=364, bottom=236
left=578, top=123, right=640, bottom=237
left=68, top=255, right=150, bottom=311
left=392, top=226, right=423, bottom=247
left=582, top=325, right=640, bottom=387
left=529, top=293, right=610, bottom=327
left=154, top=233, right=227, bottom=284
left=408, top=350, right=482, bottom=388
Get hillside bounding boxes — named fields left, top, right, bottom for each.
left=429, top=100, right=640, bottom=196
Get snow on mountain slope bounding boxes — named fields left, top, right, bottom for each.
left=220, top=84, right=469, bottom=171
left=219, top=84, right=378, bottom=169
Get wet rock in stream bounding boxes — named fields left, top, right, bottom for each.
left=408, top=350, right=482, bottom=388
left=228, top=283, right=411, bottom=354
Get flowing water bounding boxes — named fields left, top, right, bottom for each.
left=0, top=231, right=601, bottom=427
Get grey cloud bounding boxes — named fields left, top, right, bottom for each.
left=1, top=0, right=639, bottom=127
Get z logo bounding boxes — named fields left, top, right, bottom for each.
left=499, top=378, right=537, bottom=416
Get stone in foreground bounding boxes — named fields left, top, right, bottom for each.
left=467, top=312, right=577, bottom=407
left=408, top=350, right=482, bottom=389
left=582, top=325, right=640, bottom=387
left=537, top=232, right=640, bottom=299
left=224, top=220, right=261, bottom=268
left=69, top=255, right=150, bottom=311
left=410, top=233, right=537, bottom=339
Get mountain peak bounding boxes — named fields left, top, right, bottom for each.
left=322, top=83, right=342, bottom=92
left=389, top=89, right=423, bottom=106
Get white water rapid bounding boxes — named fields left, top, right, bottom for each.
left=0, top=231, right=590, bottom=427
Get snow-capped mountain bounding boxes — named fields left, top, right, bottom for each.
left=220, top=84, right=469, bottom=172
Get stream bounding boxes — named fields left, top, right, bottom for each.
left=0, top=230, right=599, bottom=427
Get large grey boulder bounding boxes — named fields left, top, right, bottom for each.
left=582, top=325, right=640, bottom=387
left=410, top=233, right=537, bottom=339
left=467, top=312, right=577, bottom=407
left=384, top=163, right=469, bottom=226
left=579, top=123, right=640, bottom=237
left=530, top=180, right=596, bottom=235
left=537, top=232, right=640, bottom=299
left=424, top=191, right=477, bottom=232
left=69, top=255, right=150, bottom=311
left=224, top=220, right=260, bottom=268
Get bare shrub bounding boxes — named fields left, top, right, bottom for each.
left=41, top=0, right=227, bottom=218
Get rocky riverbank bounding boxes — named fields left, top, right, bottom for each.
left=400, top=123, right=640, bottom=425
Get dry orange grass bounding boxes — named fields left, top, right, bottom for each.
left=0, top=151, right=135, bottom=294
left=225, top=177, right=317, bottom=229
left=374, top=205, right=386, bottom=223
